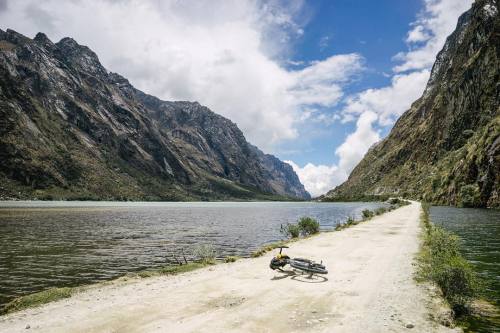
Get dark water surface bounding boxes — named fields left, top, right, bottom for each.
left=0, top=201, right=385, bottom=308
left=430, top=206, right=500, bottom=333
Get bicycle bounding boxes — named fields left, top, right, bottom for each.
left=269, top=246, right=328, bottom=275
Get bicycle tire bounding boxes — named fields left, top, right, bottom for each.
left=289, top=260, right=328, bottom=274
left=301, top=265, right=328, bottom=274
left=292, top=258, right=326, bottom=269
left=292, top=257, right=313, bottom=264
left=307, top=264, right=328, bottom=274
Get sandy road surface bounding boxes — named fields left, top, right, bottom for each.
left=0, top=202, right=458, bottom=333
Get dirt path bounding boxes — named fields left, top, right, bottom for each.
left=0, top=202, right=459, bottom=332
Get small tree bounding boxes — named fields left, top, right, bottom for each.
left=298, top=217, right=320, bottom=236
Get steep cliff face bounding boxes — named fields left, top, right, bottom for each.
left=325, top=0, right=499, bottom=207
left=0, top=29, right=310, bottom=201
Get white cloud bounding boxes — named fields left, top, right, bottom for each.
left=0, top=0, right=363, bottom=151
left=343, top=0, right=473, bottom=126
left=287, top=111, right=380, bottom=197
left=290, top=54, right=363, bottom=108
left=289, top=0, right=473, bottom=196
left=286, top=161, right=342, bottom=197
left=394, top=0, right=473, bottom=72
left=343, top=69, right=430, bottom=125
left=406, top=25, right=430, bottom=43
left=335, top=111, right=380, bottom=173
left=294, top=68, right=429, bottom=196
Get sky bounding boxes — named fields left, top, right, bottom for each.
left=0, top=0, right=473, bottom=197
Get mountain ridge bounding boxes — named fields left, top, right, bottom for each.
left=324, top=0, right=499, bottom=208
left=0, top=28, right=310, bottom=201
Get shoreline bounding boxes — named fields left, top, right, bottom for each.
left=0, top=201, right=459, bottom=332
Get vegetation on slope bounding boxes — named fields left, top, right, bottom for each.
left=0, top=29, right=310, bottom=201
left=325, top=0, right=499, bottom=208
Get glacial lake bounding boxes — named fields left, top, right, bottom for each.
left=0, top=201, right=387, bottom=309
left=430, top=206, right=500, bottom=333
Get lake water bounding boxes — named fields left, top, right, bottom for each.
left=0, top=201, right=386, bottom=309
left=430, top=206, right=500, bottom=333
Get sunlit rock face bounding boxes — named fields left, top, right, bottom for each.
left=0, top=29, right=310, bottom=201
left=325, top=0, right=499, bottom=208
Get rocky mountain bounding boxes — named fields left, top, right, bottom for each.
left=324, top=0, right=499, bottom=208
left=0, top=29, right=310, bottom=201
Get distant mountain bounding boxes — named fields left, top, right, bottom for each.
left=0, top=29, right=310, bottom=201
left=324, top=0, right=499, bottom=208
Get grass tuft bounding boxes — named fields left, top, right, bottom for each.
left=2, top=262, right=211, bottom=315
left=280, top=223, right=300, bottom=238
left=136, top=262, right=207, bottom=278
left=223, top=256, right=240, bottom=263
left=193, top=244, right=217, bottom=264
left=374, top=207, right=387, bottom=215
left=2, top=287, right=77, bottom=314
left=251, top=241, right=290, bottom=258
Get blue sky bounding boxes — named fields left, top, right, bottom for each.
left=276, top=0, right=472, bottom=195
left=280, top=0, right=422, bottom=166
left=0, top=0, right=473, bottom=196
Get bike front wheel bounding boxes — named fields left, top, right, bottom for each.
left=289, top=259, right=328, bottom=274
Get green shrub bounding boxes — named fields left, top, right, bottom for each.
left=362, top=209, right=374, bottom=219
left=387, top=198, right=411, bottom=208
left=280, top=223, right=300, bottom=238
left=194, top=244, right=217, bottom=264
left=374, top=207, right=387, bottom=215
left=431, top=255, right=479, bottom=315
left=346, top=216, right=356, bottom=225
left=458, top=184, right=480, bottom=208
left=298, top=217, right=320, bottom=236
left=388, top=198, right=401, bottom=205
left=427, top=226, right=461, bottom=260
